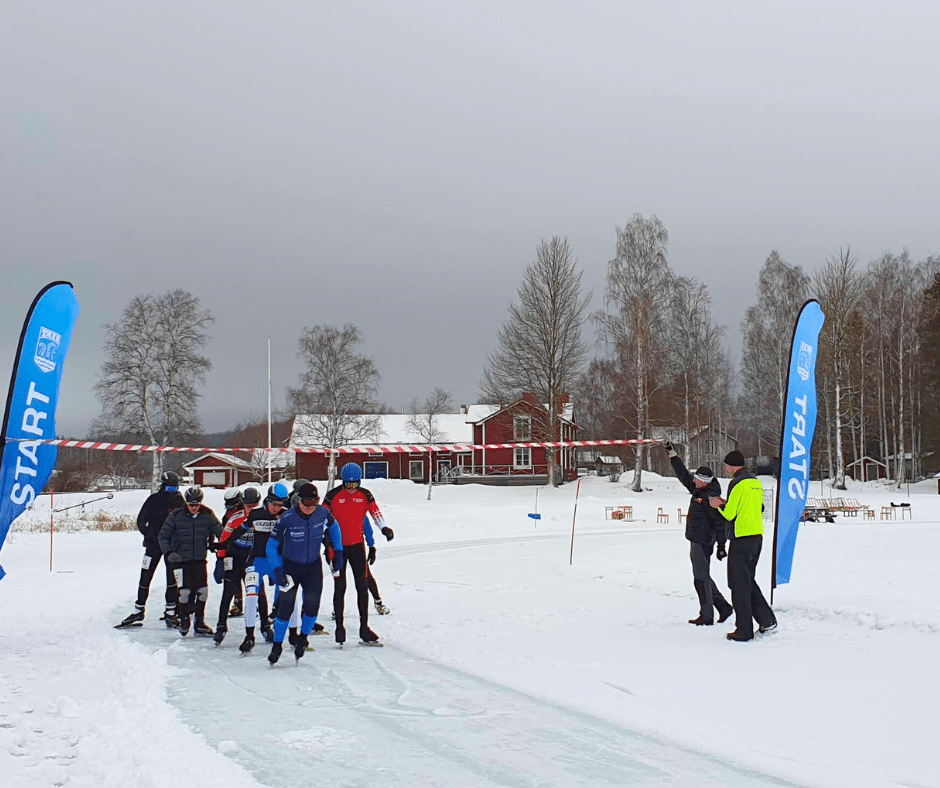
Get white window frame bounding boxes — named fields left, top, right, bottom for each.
left=514, top=415, right=531, bottom=440
left=514, top=447, right=532, bottom=468
left=409, top=460, right=425, bottom=480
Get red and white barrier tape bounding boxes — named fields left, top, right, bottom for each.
left=6, top=437, right=660, bottom=454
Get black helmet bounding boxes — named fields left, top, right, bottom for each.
left=292, top=478, right=311, bottom=492
left=242, top=487, right=261, bottom=505
left=161, top=471, right=180, bottom=487
left=184, top=485, right=204, bottom=504
left=223, top=487, right=244, bottom=509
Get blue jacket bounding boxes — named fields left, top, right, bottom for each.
left=267, top=504, right=343, bottom=570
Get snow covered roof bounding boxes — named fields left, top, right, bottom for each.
left=291, top=413, right=476, bottom=448
left=846, top=456, right=887, bottom=468
left=181, top=452, right=254, bottom=469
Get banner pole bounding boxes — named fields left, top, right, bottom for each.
left=569, top=478, right=582, bottom=565
left=49, top=488, right=54, bottom=573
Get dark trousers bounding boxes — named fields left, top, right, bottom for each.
left=174, top=560, right=209, bottom=623
left=333, top=543, right=369, bottom=627
left=274, top=559, right=324, bottom=627
left=135, top=541, right=178, bottom=610
left=217, top=552, right=250, bottom=628
left=690, top=541, right=732, bottom=623
left=727, top=535, right=776, bottom=638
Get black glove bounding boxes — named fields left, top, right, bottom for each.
left=272, top=565, right=287, bottom=587
left=207, top=541, right=218, bottom=553
left=368, top=545, right=376, bottom=565
left=663, top=440, right=677, bottom=457
left=213, top=557, right=224, bottom=584
left=381, top=526, right=394, bottom=542
left=716, top=543, right=727, bottom=561
left=166, top=552, right=182, bottom=565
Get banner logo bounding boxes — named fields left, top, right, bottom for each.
left=796, top=341, right=813, bottom=382
left=34, top=326, right=62, bottom=373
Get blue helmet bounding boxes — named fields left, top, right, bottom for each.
left=340, top=463, right=362, bottom=483
left=266, top=482, right=290, bottom=506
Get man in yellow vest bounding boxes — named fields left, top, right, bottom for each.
left=709, top=450, right=777, bottom=642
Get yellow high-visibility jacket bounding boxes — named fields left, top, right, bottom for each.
left=718, top=468, right=764, bottom=538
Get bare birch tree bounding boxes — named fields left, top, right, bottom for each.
left=595, top=215, right=672, bottom=492
left=739, top=251, right=810, bottom=453
left=94, top=290, right=214, bottom=490
left=407, top=388, right=454, bottom=443
left=286, top=324, right=382, bottom=486
left=813, top=248, right=863, bottom=489
left=665, top=276, right=724, bottom=467
left=480, top=236, right=591, bottom=486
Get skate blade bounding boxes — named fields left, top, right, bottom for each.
left=114, top=622, right=144, bottom=629
left=360, top=641, right=384, bottom=647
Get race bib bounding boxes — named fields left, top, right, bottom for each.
left=141, top=555, right=152, bottom=570
left=224, top=557, right=234, bottom=571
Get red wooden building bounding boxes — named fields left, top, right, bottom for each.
left=291, top=393, right=579, bottom=485
left=181, top=452, right=256, bottom=488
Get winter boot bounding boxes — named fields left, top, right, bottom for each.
left=335, top=621, right=346, bottom=645
left=294, top=634, right=309, bottom=661
left=239, top=627, right=256, bottom=654
left=193, top=620, right=214, bottom=637
left=179, top=614, right=191, bottom=637
left=268, top=642, right=282, bottom=665
left=213, top=624, right=227, bottom=645
left=115, top=609, right=145, bottom=629
left=374, top=599, right=390, bottom=615
left=359, top=625, right=380, bottom=644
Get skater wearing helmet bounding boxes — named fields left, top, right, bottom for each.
left=265, top=483, right=343, bottom=665
left=233, top=484, right=286, bottom=652
left=115, top=471, right=185, bottom=630
left=158, top=486, right=222, bottom=637
left=323, top=463, right=391, bottom=646
left=212, top=487, right=263, bottom=645
left=217, top=487, right=246, bottom=617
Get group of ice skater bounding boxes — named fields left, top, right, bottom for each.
left=116, top=463, right=394, bottom=665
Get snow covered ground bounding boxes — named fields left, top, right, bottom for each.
left=2, top=474, right=939, bottom=788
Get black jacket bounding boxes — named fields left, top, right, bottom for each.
left=158, top=504, right=222, bottom=562
left=136, top=488, right=185, bottom=545
left=670, top=455, right=727, bottom=546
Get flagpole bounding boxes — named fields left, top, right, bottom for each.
left=267, top=337, right=272, bottom=483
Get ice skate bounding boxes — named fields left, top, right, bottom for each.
left=359, top=625, right=382, bottom=646
left=193, top=621, right=214, bottom=637
left=294, top=634, right=309, bottom=662
left=213, top=624, right=227, bottom=645
left=268, top=642, right=282, bottom=665
left=114, top=610, right=144, bottom=629
left=179, top=614, right=191, bottom=637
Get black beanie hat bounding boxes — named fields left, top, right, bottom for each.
left=723, top=450, right=746, bottom=467
left=296, top=482, right=319, bottom=500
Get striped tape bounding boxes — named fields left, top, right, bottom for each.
left=5, top=437, right=659, bottom=454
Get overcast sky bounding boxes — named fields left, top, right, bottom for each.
left=2, top=1, right=938, bottom=439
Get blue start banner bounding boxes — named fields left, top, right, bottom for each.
left=773, top=299, right=825, bottom=587
left=0, top=282, right=80, bottom=581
